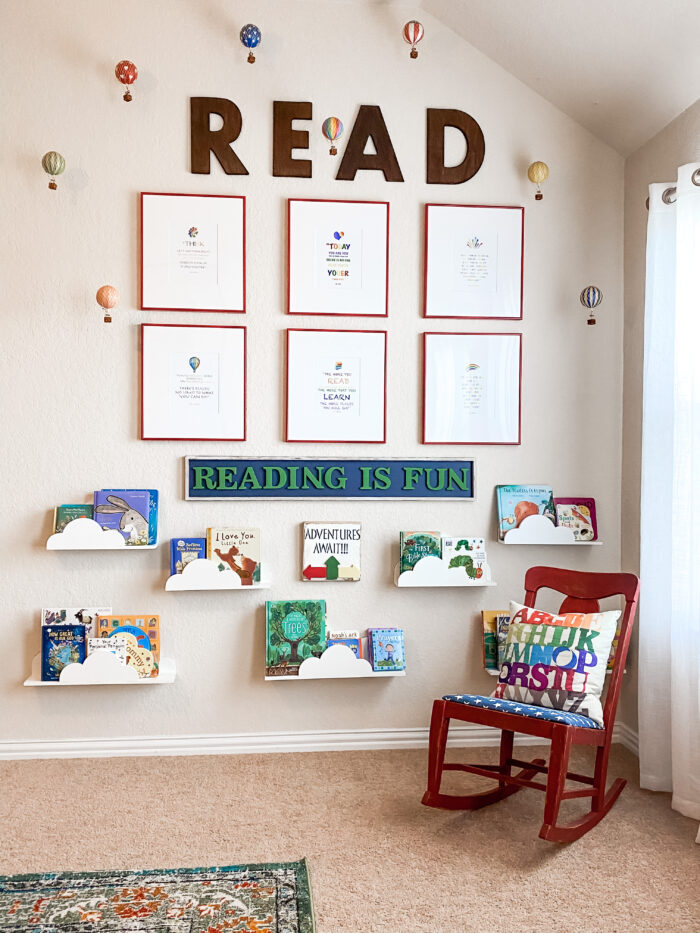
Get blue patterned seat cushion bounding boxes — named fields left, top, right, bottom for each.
left=442, top=694, right=603, bottom=729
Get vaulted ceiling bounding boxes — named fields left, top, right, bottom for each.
left=423, top=0, right=700, bottom=155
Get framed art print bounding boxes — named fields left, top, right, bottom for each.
left=141, top=323, right=246, bottom=441
left=286, top=329, right=387, bottom=443
left=141, top=193, right=245, bottom=312
left=288, top=199, right=389, bottom=316
left=423, top=332, right=521, bottom=445
left=424, top=204, right=524, bottom=319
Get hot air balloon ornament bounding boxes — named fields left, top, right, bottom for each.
left=42, top=151, right=65, bottom=190
left=240, top=24, right=261, bottom=63
left=527, top=161, right=549, bottom=200
left=403, top=20, right=424, bottom=58
left=96, top=285, right=119, bottom=323
left=322, top=117, right=343, bottom=156
left=115, top=60, right=138, bottom=101
left=580, top=285, right=602, bottom=326
left=189, top=356, right=201, bottom=373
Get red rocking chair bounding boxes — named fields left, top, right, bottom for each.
left=421, top=566, right=640, bottom=842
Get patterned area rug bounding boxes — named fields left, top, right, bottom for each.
left=0, top=860, right=314, bottom=932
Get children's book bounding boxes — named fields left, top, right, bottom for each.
left=441, top=537, right=488, bottom=579
left=93, top=490, right=151, bottom=546
left=41, top=625, right=86, bottom=681
left=554, top=498, right=597, bottom=541
left=496, top=485, right=555, bottom=541
left=302, top=522, right=361, bottom=581
left=87, top=637, right=128, bottom=665
left=265, top=600, right=326, bottom=676
left=367, top=628, right=405, bottom=672
left=53, top=504, right=93, bottom=533
left=496, top=614, right=511, bottom=666
left=41, top=607, right=111, bottom=641
left=399, top=531, right=441, bottom=573
left=481, top=611, right=500, bottom=671
left=95, top=614, right=160, bottom=677
left=207, top=527, right=261, bottom=585
left=327, top=636, right=362, bottom=658
left=170, top=537, right=206, bottom=575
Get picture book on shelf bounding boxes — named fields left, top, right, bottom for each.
left=481, top=611, right=509, bottom=671
left=265, top=600, right=326, bottom=677
left=554, top=498, right=598, bottom=541
left=93, top=489, right=156, bottom=546
left=207, top=527, right=261, bottom=585
left=496, top=485, right=555, bottom=540
left=41, top=607, right=111, bottom=641
left=41, top=625, right=86, bottom=681
left=442, top=537, right=488, bottom=579
left=87, top=637, right=128, bottom=665
left=170, top=537, right=206, bottom=575
left=302, top=522, right=361, bottom=581
left=367, top=628, right=405, bottom=672
left=327, top=635, right=362, bottom=658
left=53, top=504, right=93, bottom=533
left=95, top=614, right=160, bottom=678
left=399, top=531, right=441, bottom=573
left=497, top=614, right=511, bottom=666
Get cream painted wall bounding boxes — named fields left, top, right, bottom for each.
left=1, top=0, right=624, bottom=747
left=620, top=98, right=700, bottom=731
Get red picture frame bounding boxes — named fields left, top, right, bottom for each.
left=140, top=192, right=246, bottom=313
left=423, top=203, right=524, bottom=320
left=422, top=331, right=522, bottom=445
left=285, top=328, right=388, bottom=443
left=287, top=198, right=390, bottom=317
left=141, top=322, right=247, bottom=442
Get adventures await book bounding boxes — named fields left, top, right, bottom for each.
left=207, top=527, right=261, bottom=585
left=265, top=600, right=326, bottom=676
left=302, top=522, right=361, bottom=581
left=496, top=485, right=555, bottom=541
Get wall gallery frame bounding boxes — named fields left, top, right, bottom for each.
left=286, top=329, right=387, bottom=443
left=140, top=192, right=246, bottom=312
left=423, top=332, right=522, bottom=445
left=141, top=323, right=246, bottom=441
left=423, top=203, right=524, bottom=320
left=287, top=199, right=389, bottom=317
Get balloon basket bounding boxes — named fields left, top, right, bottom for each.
left=329, top=145, right=337, bottom=156
left=48, top=180, right=57, bottom=190
left=587, top=315, right=596, bottom=326
left=104, top=312, right=112, bottom=323
left=535, top=191, right=543, bottom=201
left=123, top=89, right=133, bottom=102
left=247, top=51, right=256, bottom=63
left=410, top=48, right=418, bottom=59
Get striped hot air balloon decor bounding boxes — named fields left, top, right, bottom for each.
left=402, top=20, right=424, bottom=58
left=41, top=151, right=65, bottom=190
left=322, top=117, right=343, bottom=156
left=580, top=285, right=603, bottom=325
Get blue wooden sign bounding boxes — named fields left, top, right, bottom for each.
left=185, top=457, right=475, bottom=500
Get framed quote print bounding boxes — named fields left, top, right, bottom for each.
left=423, top=332, right=521, bottom=445
left=141, top=323, right=246, bottom=441
left=424, top=204, right=524, bottom=319
left=286, top=328, right=387, bottom=443
left=288, top=199, right=389, bottom=316
left=141, top=192, right=246, bottom=312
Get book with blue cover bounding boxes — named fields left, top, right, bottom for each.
left=94, top=489, right=152, bottom=545
left=367, top=628, right=405, bottom=672
left=41, top=624, right=86, bottom=681
left=496, top=485, right=555, bottom=541
left=170, top=537, right=206, bottom=574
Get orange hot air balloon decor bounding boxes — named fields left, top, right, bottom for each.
left=96, top=285, right=119, bottom=323
left=115, top=60, right=138, bottom=101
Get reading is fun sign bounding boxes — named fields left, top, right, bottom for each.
left=190, top=99, right=485, bottom=185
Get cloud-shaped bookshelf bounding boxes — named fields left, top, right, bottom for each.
left=503, top=514, right=601, bottom=545
left=395, top=555, right=496, bottom=587
left=23, top=651, right=176, bottom=686
left=165, top=558, right=269, bottom=591
left=47, top=517, right=127, bottom=549
left=266, top=644, right=405, bottom=680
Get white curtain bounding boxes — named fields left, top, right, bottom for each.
left=640, top=163, right=700, bottom=842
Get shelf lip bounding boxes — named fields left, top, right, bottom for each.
left=501, top=514, right=600, bottom=545
left=501, top=540, right=603, bottom=546
left=265, top=671, right=405, bottom=681
left=394, top=556, right=495, bottom=587
left=46, top=518, right=158, bottom=551
left=164, top=558, right=267, bottom=590
left=23, top=653, right=176, bottom=686
left=266, top=643, right=406, bottom=680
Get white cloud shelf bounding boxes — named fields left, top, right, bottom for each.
left=24, top=650, right=176, bottom=686
left=394, top=555, right=497, bottom=588
left=502, top=514, right=603, bottom=545
left=265, top=643, right=405, bottom=681
left=46, top=518, right=158, bottom=550
left=165, top=558, right=270, bottom=591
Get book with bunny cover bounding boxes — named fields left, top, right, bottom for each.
left=93, top=490, right=151, bottom=545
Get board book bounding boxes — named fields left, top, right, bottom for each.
left=554, top=498, right=598, bottom=541
left=207, top=527, right=261, bottom=585
left=95, top=614, right=160, bottom=677
left=170, top=537, right=206, bottom=574
left=265, top=600, right=326, bottom=676
left=93, top=489, right=152, bottom=546
left=442, top=537, right=488, bottom=579
left=367, top=628, right=405, bottom=671
left=302, top=522, right=361, bottom=581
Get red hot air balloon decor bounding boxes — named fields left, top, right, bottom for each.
left=403, top=21, right=424, bottom=58
left=96, top=285, right=119, bottom=323
left=115, top=60, right=138, bottom=101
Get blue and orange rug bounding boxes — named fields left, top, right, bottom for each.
left=0, top=859, right=314, bottom=931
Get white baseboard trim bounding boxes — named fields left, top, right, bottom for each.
left=0, top=722, right=639, bottom=761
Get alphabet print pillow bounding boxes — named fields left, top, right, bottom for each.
left=492, top=601, right=620, bottom=727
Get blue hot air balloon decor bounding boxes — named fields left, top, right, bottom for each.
left=580, top=285, right=603, bottom=325
left=189, top=356, right=201, bottom=373
left=240, top=24, right=261, bottom=63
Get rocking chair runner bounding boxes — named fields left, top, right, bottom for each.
left=421, top=566, right=640, bottom=842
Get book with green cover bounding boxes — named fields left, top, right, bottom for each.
left=399, top=531, right=441, bottom=573
left=265, top=600, right=326, bottom=677
left=54, top=504, right=93, bottom=533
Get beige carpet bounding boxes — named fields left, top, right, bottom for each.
left=1, top=744, right=698, bottom=932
